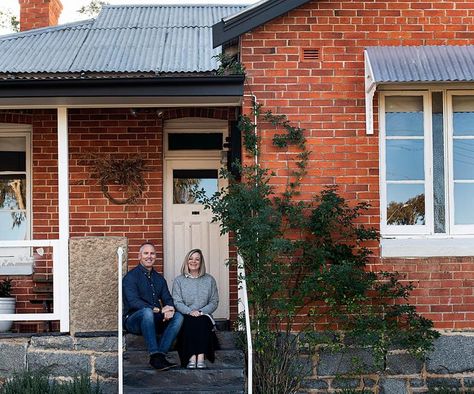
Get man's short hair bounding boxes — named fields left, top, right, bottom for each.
left=139, top=241, right=155, bottom=254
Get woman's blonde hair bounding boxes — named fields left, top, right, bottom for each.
left=181, top=248, right=206, bottom=277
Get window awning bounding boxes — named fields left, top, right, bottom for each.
left=364, top=45, right=474, bottom=134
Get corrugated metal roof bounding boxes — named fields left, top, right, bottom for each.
left=0, top=4, right=246, bottom=75
left=365, top=46, right=474, bottom=83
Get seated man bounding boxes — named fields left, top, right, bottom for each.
left=123, top=241, right=183, bottom=371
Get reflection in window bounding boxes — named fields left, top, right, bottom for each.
left=387, top=184, right=425, bottom=225
left=173, top=170, right=218, bottom=204
left=386, top=140, right=424, bottom=181
left=0, top=136, right=28, bottom=241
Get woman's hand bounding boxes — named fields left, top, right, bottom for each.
left=189, top=310, right=201, bottom=317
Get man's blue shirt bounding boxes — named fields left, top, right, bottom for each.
left=123, top=264, right=174, bottom=319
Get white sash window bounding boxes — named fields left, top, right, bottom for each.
left=381, top=91, right=474, bottom=238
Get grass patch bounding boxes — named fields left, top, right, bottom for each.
left=0, top=371, right=102, bottom=394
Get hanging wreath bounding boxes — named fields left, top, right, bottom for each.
left=88, top=154, right=147, bottom=205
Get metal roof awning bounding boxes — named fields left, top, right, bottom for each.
left=364, top=45, right=474, bottom=134
left=0, top=76, right=245, bottom=108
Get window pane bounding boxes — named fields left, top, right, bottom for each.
left=0, top=137, right=26, bottom=171
left=173, top=169, right=218, bottom=204
left=386, top=140, right=424, bottom=181
left=0, top=175, right=27, bottom=209
left=454, top=183, right=474, bottom=224
left=453, top=96, right=474, bottom=136
left=432, top=92, right=446, bottom=233
left=0, top=211, right=27, bottom=240
left=453, top=140, right=474, bottom=180
left=385, top=96, right=424, bottom=136
left=169, top=133, right=223, bottom=150
left=387, top=184, right=425, bottom=225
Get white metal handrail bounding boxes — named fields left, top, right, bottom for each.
left=0, top=239, right=68, bottom=332
left=117, top=247, right=124, bottom=394
left=237, top=254, right=253, bottom=394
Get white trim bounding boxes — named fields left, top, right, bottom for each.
left=364, top=51, right=376, bottom=135
left=447, top=91, right=474, bottom=235
left=57, top=107, right=70, bottom=333
left=381, top=237, right=474, bottom=257
left=0, top=313, right=57, bottom=321
left=117, top=247, right=124, bottom=394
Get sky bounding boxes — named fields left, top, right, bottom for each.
left=0, top=0, right=259, bottom=34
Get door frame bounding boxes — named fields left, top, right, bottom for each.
left=163, top=117, right=230, bottom=318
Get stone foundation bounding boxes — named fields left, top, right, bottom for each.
left=0, top=332, right=117, bottom=393
left=301, top=333, right=474, bottom=393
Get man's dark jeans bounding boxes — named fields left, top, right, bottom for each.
left=125, top=308, right=183, bottom=354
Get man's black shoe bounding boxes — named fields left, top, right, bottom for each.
left=149, top=353, right=177, bottom=371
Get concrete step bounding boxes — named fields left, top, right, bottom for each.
left=125, top=331, right=242, bottom=351
left=123, top=387, right=244, bottom=394
left=124, top=349, right=244, bottom=369
left=123, top=367, right=245, bottom=393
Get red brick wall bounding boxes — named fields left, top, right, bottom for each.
left=240, top=0, right=474, bottom=329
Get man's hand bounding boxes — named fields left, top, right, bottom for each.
left=162, top=305, right=175, bottom=321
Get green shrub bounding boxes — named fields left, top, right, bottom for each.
left=0, top=279, right=12, bottom=298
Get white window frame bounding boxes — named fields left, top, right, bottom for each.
left=380, top=91, right=433, bottom=236
left=447, top=91, right=474, bottom=235
left=164, top=117, right=228, bottom=159
left=380, top=89, right=474, bottom=256
left=0, top=124, right=33, bottom=274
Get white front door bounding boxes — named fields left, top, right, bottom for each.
left=164, top=158, right=229, bottom=319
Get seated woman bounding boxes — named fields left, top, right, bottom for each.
left=172, top=248, right=219, bottom=369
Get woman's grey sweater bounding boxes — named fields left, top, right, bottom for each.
left=172, top=273, right=219, bottom=316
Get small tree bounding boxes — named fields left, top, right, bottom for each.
left=197, top=101, right=439, bottom=393
left=77, top=0, right=109, bottom=18
left=0, top=9, right=19, bottom=33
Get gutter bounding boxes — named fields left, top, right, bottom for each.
left=0, top=75, right=245, bottom=98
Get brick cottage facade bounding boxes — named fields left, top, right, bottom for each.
left=212, top=0, right=474, bottom=330
left=1, top=0, right=474, bottom=391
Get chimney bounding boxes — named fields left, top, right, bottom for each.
left=19, top=0, right=63, bottom=32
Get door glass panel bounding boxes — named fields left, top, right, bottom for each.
left=454, top=183, right=474, bottom=225
left=387, top=184, right=425, bottom=225
left=173, top=169, right=218, bottom=204
left=385, top=96, right=424, bottom=136
left=386, top=140, right=424, bottom=181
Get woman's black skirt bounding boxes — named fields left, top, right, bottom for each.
left=177, top=314, right=219, bottom=367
